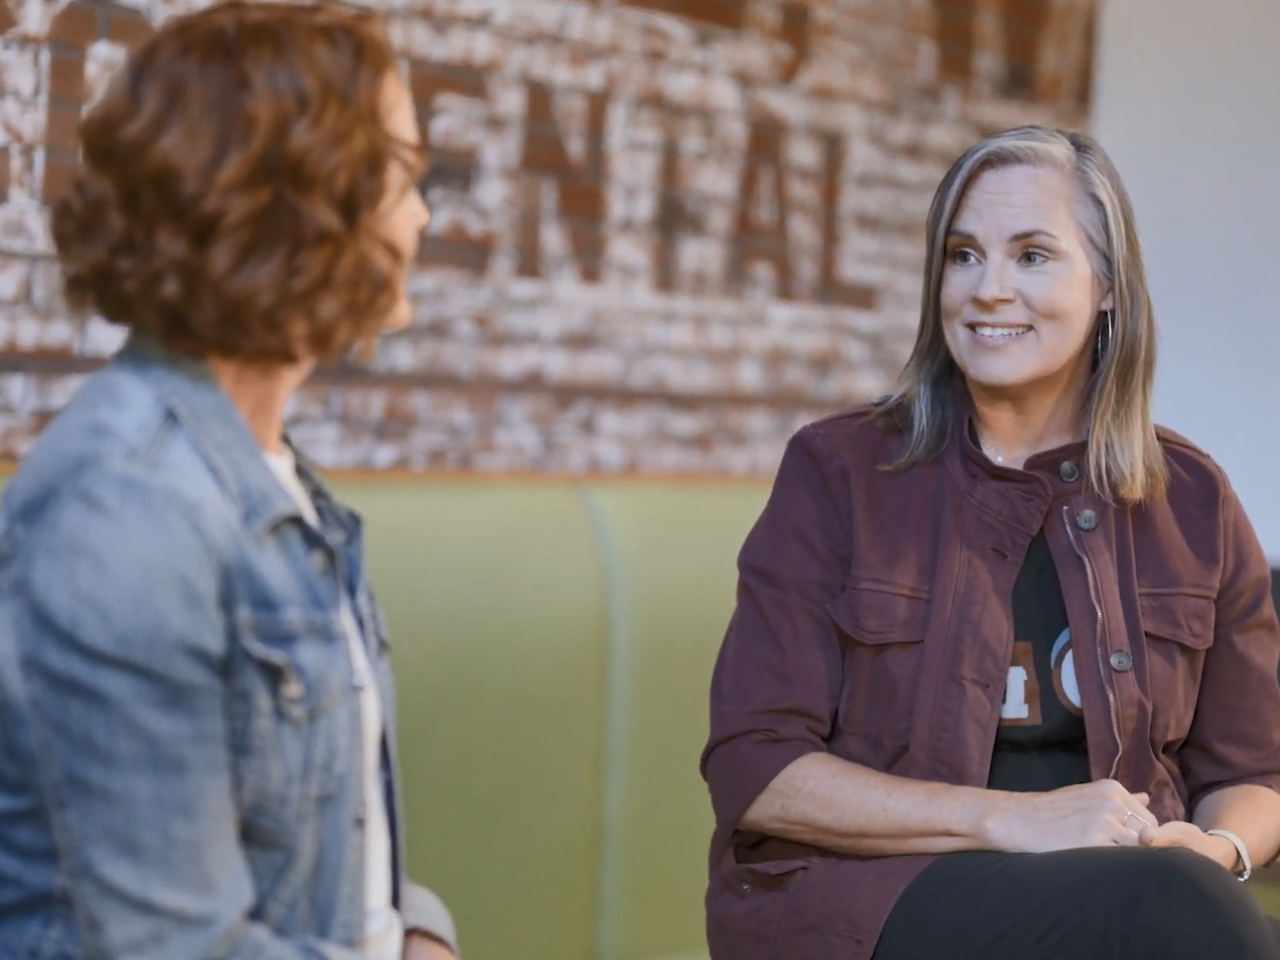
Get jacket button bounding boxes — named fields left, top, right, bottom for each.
left=1059, top=461, right=1081, bottom=483
left=280, top=673, right=305, bottom=702
left=1075, top=509, right=1098, bottom=531
left=1110, top=650, right=1134, bottom=672
left=740, top=882, right=753, bottom=894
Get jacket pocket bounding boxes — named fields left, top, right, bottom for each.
left=1139, top=590, right=1215, bottom=744
left=229, top=611, right=351, bottom=845
left=707, top=850, right=808, bottom=958
left=827, top=581, right=930, bottom=746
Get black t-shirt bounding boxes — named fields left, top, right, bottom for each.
left=986, top=531, right=1091, bottom=792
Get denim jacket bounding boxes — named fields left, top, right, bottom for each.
left=0, top=338, right=456, bottom=960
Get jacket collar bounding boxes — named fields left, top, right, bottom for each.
left=944, top=376, right=1094, bottom=532
left=116, top=334, right=310, bottom=538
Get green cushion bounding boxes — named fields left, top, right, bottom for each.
left=337, top=481, right=611, bottom=960
left=583, top=484, right=766, bottom=960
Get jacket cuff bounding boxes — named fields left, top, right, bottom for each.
left=402, top=881, right=460, bottom=957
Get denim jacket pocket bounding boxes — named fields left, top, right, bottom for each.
left=229, top=610, right=352, bottom=845
left=1139, top=590, right=1215, bottom=744
left=828, top=581, right=930, bottom=745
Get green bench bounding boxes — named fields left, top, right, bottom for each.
left=329, top=477, right=1280, bottom=958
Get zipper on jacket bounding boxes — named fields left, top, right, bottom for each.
left=1062, top=505, right=1123, bottom=780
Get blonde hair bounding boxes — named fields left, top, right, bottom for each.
left=878, top=126, right=1166, bottom=503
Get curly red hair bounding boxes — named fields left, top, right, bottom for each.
left=53, top=1, right=425, bottom=362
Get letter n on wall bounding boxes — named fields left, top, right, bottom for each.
left=518, top=83, right=608, bottom=282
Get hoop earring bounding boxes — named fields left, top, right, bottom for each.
left=1096, top=309, right=1114, bottom=362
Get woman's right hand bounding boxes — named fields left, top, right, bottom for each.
left=982, top=779, right=1157, bottom=853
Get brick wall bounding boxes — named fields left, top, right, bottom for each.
left=0, top=0, right=1097, bottom=475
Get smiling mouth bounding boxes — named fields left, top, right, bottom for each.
left=968, top=324, right=1032, bottom=340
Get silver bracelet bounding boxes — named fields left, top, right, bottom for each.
left=1205, top=828, right=1252, bottom=882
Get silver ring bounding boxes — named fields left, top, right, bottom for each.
left=1122, top=810, right=1148, bottom=835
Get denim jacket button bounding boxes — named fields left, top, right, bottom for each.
left=1075, top=509, right=1098, bottom=531
left=1059, top=461, right=1081, bottom=483
left=1109, top=650, right=1134, bottom=672
left=281, top=673, right=305, bottom=702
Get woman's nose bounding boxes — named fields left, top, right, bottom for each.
left=974, top=258, right=1014, bottom=304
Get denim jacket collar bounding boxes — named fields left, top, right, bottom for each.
left=118, top=335, right=308, bottom=538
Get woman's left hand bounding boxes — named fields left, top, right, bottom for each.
left=403, top=931, right=457, bottom=960
left=1137, top=820, right=1238, bottom=871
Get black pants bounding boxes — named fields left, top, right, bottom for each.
left=873, top=846, right=1280, bottom=960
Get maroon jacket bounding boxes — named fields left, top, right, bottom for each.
left=701, top=395, right=1280, bottom=960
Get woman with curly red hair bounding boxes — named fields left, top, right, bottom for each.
left=0, top=4, right=456, bottom=959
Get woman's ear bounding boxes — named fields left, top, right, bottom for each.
left=1100, top=290, right=1115, bottom=312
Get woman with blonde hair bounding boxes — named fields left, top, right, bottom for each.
left=702, top=126, right=1280, bottom=959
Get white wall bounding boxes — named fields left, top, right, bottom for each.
left=1092, top=0, right=1280, bottom=560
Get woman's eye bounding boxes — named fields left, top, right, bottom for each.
left=948, top=249, right=977, bottom=265
left=1020, top=249, right=1049, bottom=266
